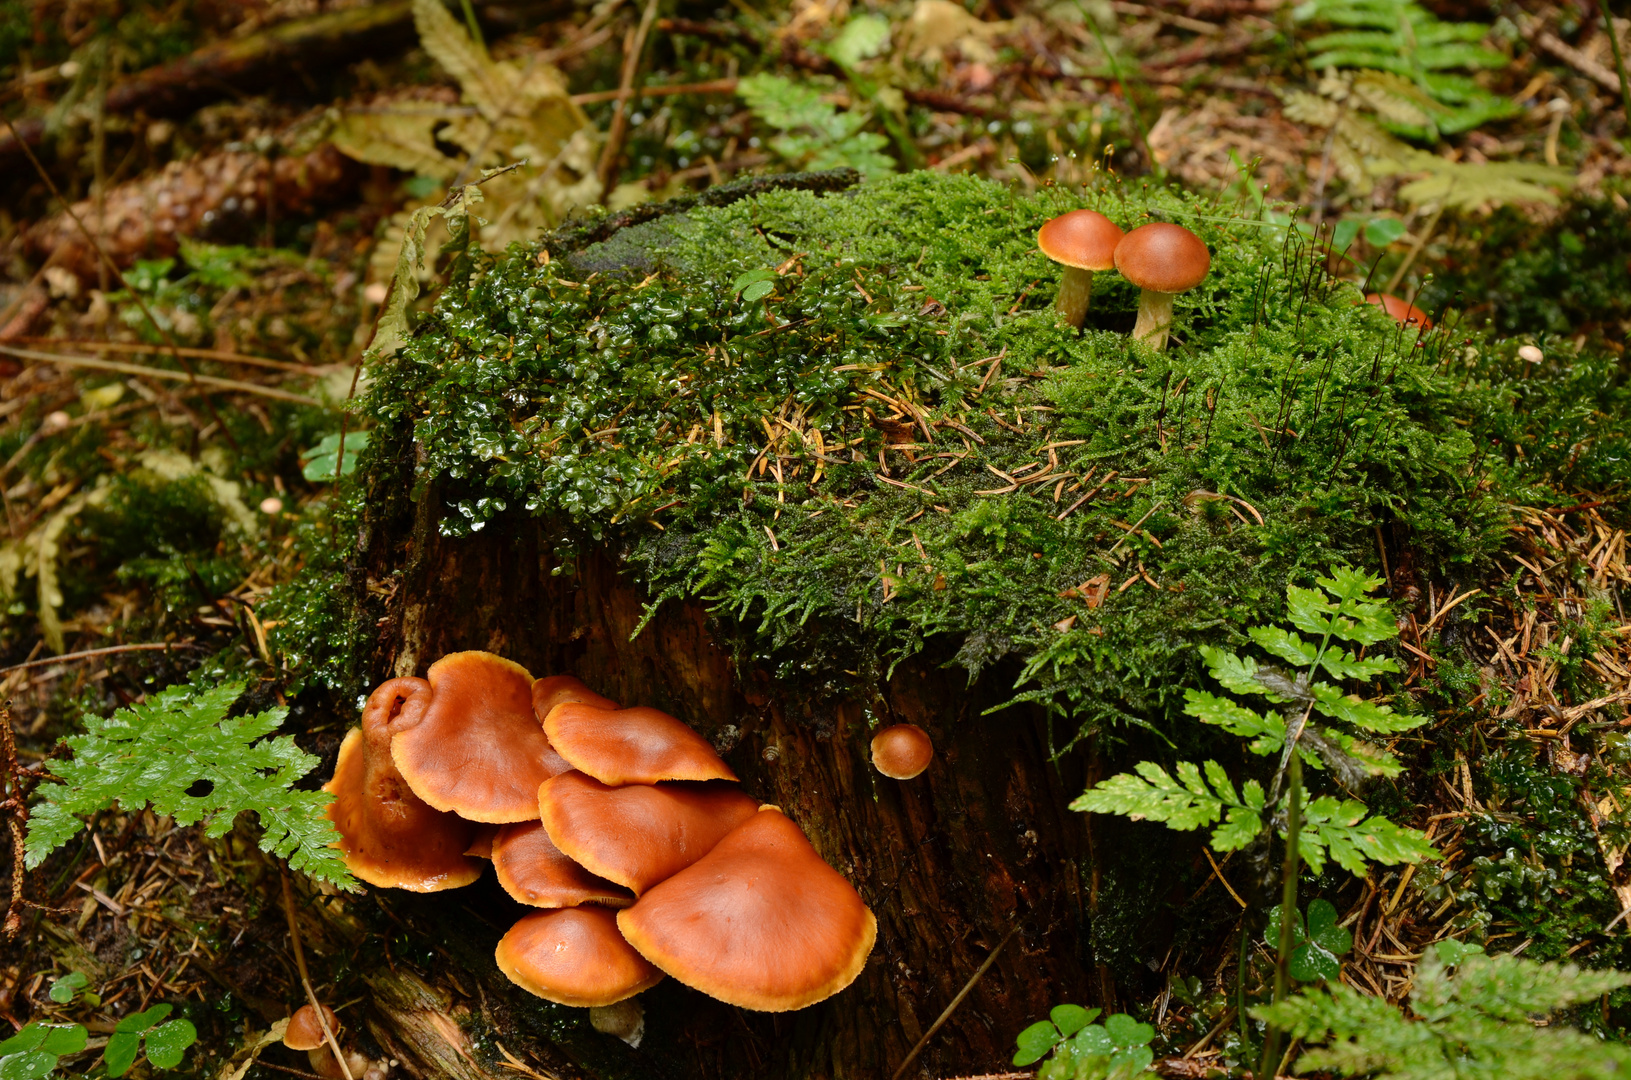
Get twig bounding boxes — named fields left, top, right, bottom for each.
left=571, top=77, right=739, bottom=104
left=1383, top=203, right=1441, bottom=296
left=13, top=337, right=317, bottom=374
left=891, top=925, right=1021, bottom=1080
left=0, top=642, right=203, bottom=677
left=0, top=345, right=322, bottom=406
left=282, top=869, right=354, bottom=1080
left=1535, top=28, right=1624, bottom=94
left=1596, top=0, right=1631, bottom=128
left=597, top=0, right=662, bottom=202
left=1, top=115, right=239, bottom=451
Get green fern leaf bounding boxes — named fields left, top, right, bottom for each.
left=1198, top=646, right=1289, bottom=701
left=1310, top=683, right=1422, bottom=732
left=1317, top=645, right=1399, bottom=680
left=1184, top=689, right=1287, bottom=755
left=1070, top=760, right=1223, bottom=831
left=1384, top=154, right=1573, bottom=211
left=1258, top=943, right=1631, bottom=1078
left=25, top=681, right=354, bottom=888
left=1248, top=626, right=1319, bottom=668
left=1302, top=795, right=1436, bottom=875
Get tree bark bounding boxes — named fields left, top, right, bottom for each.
left=312, top=463, right=1101, bottom=1078
left=310, top=177, right=1105, bottom=1078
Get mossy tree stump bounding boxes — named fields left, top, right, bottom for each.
left=278, top=169, right=1607, bottom=1078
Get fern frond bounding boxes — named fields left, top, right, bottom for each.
left=1387, top=154, right=1574, bottom=211
left=1310, top=683, right=1421, bottom=732
left=1259, top=943, right=1631, bottom=1079
left=1184, top=689, right=1287, bottom=755
left=25, top=681, right=354, bottom=888
left=1071, top=761, right=1266, bottom=851
left=1301, top=795, right=1436, bottom=875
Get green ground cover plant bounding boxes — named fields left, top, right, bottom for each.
left=278, top=169, right=1630, bottom=749
left=1259, top=939, right=1631, bottom=1078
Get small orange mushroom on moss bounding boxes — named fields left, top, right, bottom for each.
left=1364, top=292, right=1432, bottom=330
left=617, top=807, right=876, bottom=1012
left=1114, top=223, right=1212, bottom=351
left=871, top=724, right=934, bottom=780
left=1037, top=209, right=1124, bottom=328
left=324, top=678, right=481, bottom=892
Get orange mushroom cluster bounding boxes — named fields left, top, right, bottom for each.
left=1038, top=211, right=1211, bottom=351
left=325, top=651, right=876, bottom=1016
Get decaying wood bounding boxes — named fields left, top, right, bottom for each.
left=309, top=442, right=1096, bottom=1079
left=0, top=0, right=578, bottom=164
left=20, top=145, right=361, bottom=281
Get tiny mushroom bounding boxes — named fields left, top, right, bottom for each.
left=538, top=771, right=760, bottom=895
left=1037, top=209, right=1124, bottom=328
left=1113, top=223, right=1211, bottom=351
left=1364, top=292, right=1432, bottom=330
left=617, top=807, right=877, bottom=1012
left=496, top=907, right=664, bottom=1007
left=284, top=1004, right=368, bottom=1080
left=543, top=703, right=739, bottom=785
left=871, top=724, right=934, bottom=780
left=324, top=678, right=481, bottom=892
left=492, top=819, right=634, bottom=908
left=389, top=651, right=556, bottom=823
left=283, top=1004, right=339, bottom=1052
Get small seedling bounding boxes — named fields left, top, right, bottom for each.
left=1266, top=899, right=1353, bottom=982
left=104, top=1004, right=197, bottom=1077
left=1013, top=1005, right=1155, bottom=1080
left=731, top=269, right=779, bottom=304
left=0, top=1023, right=87, bottom=1080
left=47, top=972, right=98, bottom=1007
left=301, top=431, right=372, bottom=482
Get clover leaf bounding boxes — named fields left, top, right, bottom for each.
left=103, top=1004, right=197, bottom=1077
left=0, top=1022, right=88, bottom=1080
left=1017, top=1008, right=1154, bottom=1080
left=301, top=431, right=371, bottom=482
left=1266, top=899, right=1353, bottom=982
left=730, top=268, right=778, bottom=303
left=47, top=972, right=85, bottom=1005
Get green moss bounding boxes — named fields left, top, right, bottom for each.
left=286, top=170, right=1631, bottom=741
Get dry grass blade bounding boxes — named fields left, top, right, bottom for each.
left=0, top=345, right=324, bottom=406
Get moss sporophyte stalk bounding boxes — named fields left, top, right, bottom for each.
left=272, top=170, right=1628, bottom=745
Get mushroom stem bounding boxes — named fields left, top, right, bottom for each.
left=1054, top=266, right=1095, bottom=328
left=1132, top=289, right=1177, bottom=350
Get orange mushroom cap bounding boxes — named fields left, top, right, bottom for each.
left=543, top=703, right=738, bottom=785
left=531, top=676, right=619, bottom=776
left=1364, top=292, right=1433, bottom=329
left=389, top=651, right=554, bottom=823
left=492, top=820, right=634, bottom=909
left=324, top=678, right=482, bottom=892
left=284, top=1004, right=339, bottom=1051
left=1037, top=209, right=1124, bottom=272
left=539, top=771, right=760, bottom=895
left=1114, top=223, right=1211, bottom=294
left=871, top=724, right=934, bottom=780
left=495, top=907, right=664, bottom=1007
left=617, top=807, right=877, bottom=1012
left=465, top=823, right=500, bottom=859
